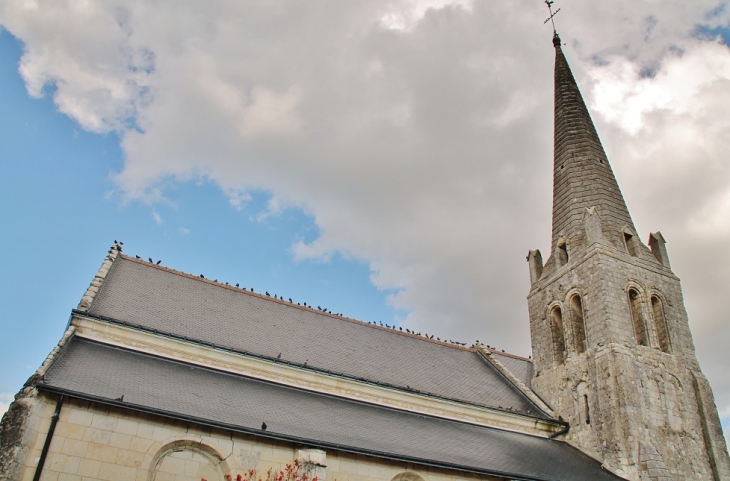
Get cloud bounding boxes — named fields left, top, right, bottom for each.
left=0, top=393, right=12, bottom=418
left=2, top=0, right=730, bottom=434
left=151, top=210, right=162, bottom=225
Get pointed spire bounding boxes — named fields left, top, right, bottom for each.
left=551, top=35, right=635, bottom=247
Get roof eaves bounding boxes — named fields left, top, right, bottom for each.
left=70, top=309, right=556, bottom=424
left=37, top=384, right=555, bottom=481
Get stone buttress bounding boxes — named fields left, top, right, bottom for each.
left=526, top=33, right=730, bottom=481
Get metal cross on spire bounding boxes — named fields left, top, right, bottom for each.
left=544, top=0, right=561, bottom=34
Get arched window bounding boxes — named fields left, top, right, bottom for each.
left=570, top=295, right=587, bottom=354
left=392, top=473, right=425, bottom=481
left=652, top=296, right=671, bottom=353
left=149, top=441, right=229, bottom=481
left=628, top=289, right=648, bottom=346
left=550, top=306, right=566, bottom=364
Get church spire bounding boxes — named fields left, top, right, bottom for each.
left=551, top=35, right=635, bottom=247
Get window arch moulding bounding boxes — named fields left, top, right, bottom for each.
left=627, top=287, right=650, bottom=347
left=548, top=303, right=567, bottom=364
left=568, top=293, right=587, bottom=354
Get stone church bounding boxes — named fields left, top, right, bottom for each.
left=2, top=33, right=729, bottom=481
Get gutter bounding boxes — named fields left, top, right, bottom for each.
left=36, top=386, right=588, bottom=481
left=71, top=310, right=560, bottom=426
left=549, top=423, right=570, bottom=439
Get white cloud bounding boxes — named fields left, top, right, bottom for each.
left=0, top=393, right=12, bottom=418
left=2, top=0, right=730, bottom=437
left=151, top=210, right=162, bottom=225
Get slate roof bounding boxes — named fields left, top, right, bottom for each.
left=40, top=339, right=624, bottom=481
left=86, top=255, right=543, bottom=417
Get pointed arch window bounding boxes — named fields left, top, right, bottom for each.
left=570, top=295, right=587, bottom=354
left=550, top=306, right=566, bottom=364
left=651, top=296, right=671, bottom=353
left=628, top=289, right=649, bottom=346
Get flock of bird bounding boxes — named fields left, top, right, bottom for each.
left=115, top=241, right=515, bottom=353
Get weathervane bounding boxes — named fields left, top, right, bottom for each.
left=544, top=0, right=561, bottom=34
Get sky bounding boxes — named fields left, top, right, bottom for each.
left=0, top=0, right=728, bottom=444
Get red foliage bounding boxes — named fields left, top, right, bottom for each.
left=205, top=459, right=317, bottom=481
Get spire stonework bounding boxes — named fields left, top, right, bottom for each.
left=551, top=33, right=634, bottom=248
left=526, top=36, right=730, bottom=481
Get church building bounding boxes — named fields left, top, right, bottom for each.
left=1, top=32, right=729, bottom=481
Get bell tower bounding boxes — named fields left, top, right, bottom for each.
left=527, top=32, right=730, bottom=480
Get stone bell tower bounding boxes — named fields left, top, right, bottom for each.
left=526, top=33, right=730, bottom=481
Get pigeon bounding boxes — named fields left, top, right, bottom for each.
left=149, top=258, right=153, bottom=263
left=277, top=353, right=281, bottom=359
left=261, top=422, right=267, bottom=431
left=250, top=288, right=254, bottom=292
left=236, top=283, right=239, bottom=287
left=289, top=298, right=292, bottom=303
left=135, top=255, right=141, bottom=259
left=156, top=260, right=161, bottom=265
left=266, top=291, right=270, bottom=296
left=200, top=274, right=205, bottom=278
left=399, top=327, right=402, bottom=331
left=406, top=329, right=410, bottom=333
left=114, top=395, right=124, bottom=402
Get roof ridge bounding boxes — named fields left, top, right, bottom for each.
left=118, top=254, right=475, bottom=352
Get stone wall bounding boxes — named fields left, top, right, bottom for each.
left=527, top=238, right=730, bottom=480
left=7, top=393, right=504, bottom=481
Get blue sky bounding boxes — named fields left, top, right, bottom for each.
left=0, top=31, right=397, bottom=397
left=1, top=1, right=729, bottom=446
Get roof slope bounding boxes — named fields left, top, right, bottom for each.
left=551, top=33, right=635, bottom=246
left=87, top=256, right=542, bottom=416
left=40, top=339, right=624, bottom=481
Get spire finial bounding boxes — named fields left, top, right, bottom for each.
left=544, top=0, right=561, bottom=45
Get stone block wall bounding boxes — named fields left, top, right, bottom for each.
left=6, top=393, right=504, bottom=481
left=527, top=242, right=730, bottom=480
